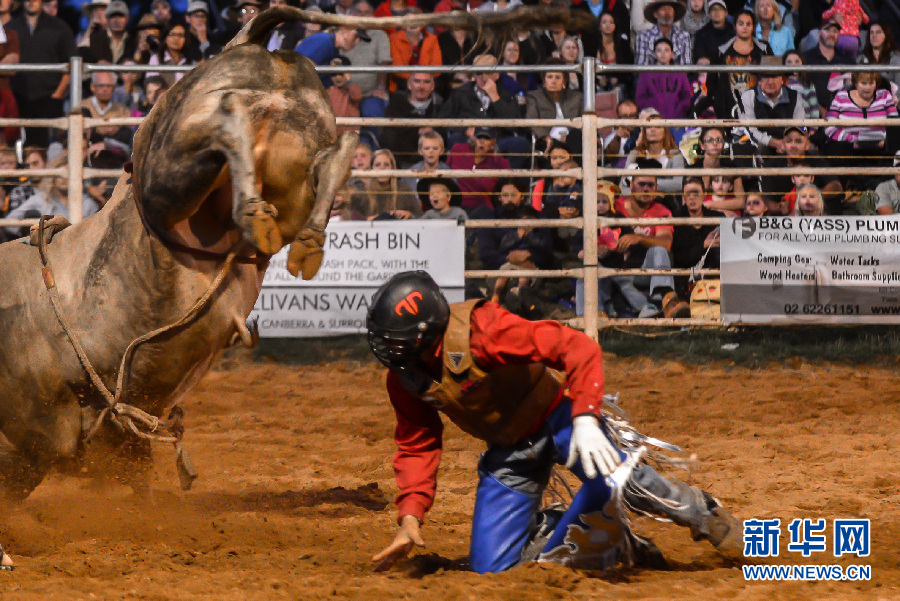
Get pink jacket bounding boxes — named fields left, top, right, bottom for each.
left=822, top=0, right=869, bottom=37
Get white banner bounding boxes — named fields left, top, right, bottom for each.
left=720, top=216, right=900, bottom=324
left=252, top=220, right=466, bottom=337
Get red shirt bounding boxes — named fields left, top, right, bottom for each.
left=614, top=196, right=674, bottom=239
left=386, top=302, right=605, bottom=521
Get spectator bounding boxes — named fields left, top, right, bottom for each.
left=8, top=0, right=77, bottom=148
left=758, top=124, right=843, bottom=213
left=781, top=161, right=814, bottom=213
left=437, top=54, right=529, bottom=169
left=792, top=183, right=825, bottom=215
left=296, top=23, right=367, bottom=87
left=681, top=0, right=709, bottom=37
left=382, top=73, right=443, bottom=168
left=824, top=71, right=899, bottom=193
left=0, top=0, right=20, bottom=133
left=185, top=1, right=223, bottom=61
left=132, top=74, right=168, bottom=117
left=634, top=38, right=691, bottom=120
left=111, top=60, right=147, bottom=112
left=602, top=99, right=638, bottom=167
left=525, top=58, right=581, bottom=145
left=82, top=0, right=137, bottom=64
left=743, top=188, right=767, bottom=215
left=478, top=177, right=554, bottom=271
left=265, top=0, right=304, bottom=50
left=401, top=129, right=449, bottom=191
left=634, top=0, right=692, bottom=66
left=613, top=157, right=686, bottom=318
left=874, top=152, right=900, bottom=214
left=754, top=0, right=794, bottom=56
left=326, top=55, right=363, bottom=135
left=151, top=0, right=174, bottom=32
left=692, top=0, right=733, bottom=63
left=557, top=36, right=582, bottom=90
left=688, top=56, right=717, bottom=119
left=417, top=177, right=467, bottom=220
left=690, top=125, right=746, bottom=197
left=437, top=27, right=477, bottom=99
left=6, top=146, right=44, bottom=214
left=822, top=0, right=867, bottom=59
left=330, top=183, right=365, bottom=221
left=737, top=55, right=805, bottom=158
left=81, top=71, right=132, bottom=169
left=495, top=39, right=536, bottom=99
left=623, top=109, right=686, bottom=196
left=445, top=126, right=510, bottom=215
left=783, top=50, right=820, bottom=123
left=344, top=2, right=392, bottom=121
left=857, top=21, right=900, bottom=93
left=132, top=14, right=163, bottom=65
left=358, top=148, right=422, bottom=219
left=347, top=139, right=373, bottom=193
left=594, top=10, right=633, bottom=96
left=388, top=7, right=441, bottom=93
left=671, top=176, right=722, bottom=302
left=5, top=153, right=99, bottom=233
left=709, top=10, right=772, bottom=120
left=705, top=171, right=741, bottom=215
left=803, top=19, right=854, bottom=116
left=530, top=138, right=571, bottom=210
left=575, top=0, right=630, bottom=60
left=147, top=23, right=194, bottom=88
left=77, top=0, right=108, bottom=47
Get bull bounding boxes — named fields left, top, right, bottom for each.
left=0, top=5, right=591, bottom=511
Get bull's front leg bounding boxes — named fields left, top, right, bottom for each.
left=287, top=131, right=358, bottom=280
left=211, top=92, right=282, bottom=256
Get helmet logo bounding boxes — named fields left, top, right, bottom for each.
left=394, top=291, right=423, bottom=316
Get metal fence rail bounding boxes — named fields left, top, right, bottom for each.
left=3, top=57, right=898, bottom=339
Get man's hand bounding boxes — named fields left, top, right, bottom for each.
left=373, top=515, right=424, bottom=571
left=566, top=415, right=621, bottom=479
left=769, top=138, right=786, bottom=154
left=478, top=76, right=500, bottom=102
left=615, top=233, right=642, bottom=251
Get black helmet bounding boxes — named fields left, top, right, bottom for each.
left=367, top=271, right=450, bottom=370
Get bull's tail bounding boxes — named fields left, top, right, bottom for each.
left=226, top=5, right=595, bottom=49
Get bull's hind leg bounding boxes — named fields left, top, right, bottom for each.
left=287, top=131, right=358, bottom=279
left=210, top=92, right=282, bottom=255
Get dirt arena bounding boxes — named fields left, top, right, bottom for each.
left=2, top=351, right=898, bottom=600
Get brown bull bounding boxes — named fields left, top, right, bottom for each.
left=0, top=5, right=591, bottom=509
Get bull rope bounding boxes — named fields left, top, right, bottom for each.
left=36, top=216, right=244, bottom=489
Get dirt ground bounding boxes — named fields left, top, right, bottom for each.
left=2, top=352, right=899, bottom=600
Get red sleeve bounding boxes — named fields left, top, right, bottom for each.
left=386, top=370, right=444, bottom=523
left=469, top=303, right=605, bottom=418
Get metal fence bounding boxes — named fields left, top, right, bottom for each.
left=4, top=56, right=899, bottom=340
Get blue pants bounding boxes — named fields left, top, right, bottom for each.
left=469, top=402, right=626, bottom=573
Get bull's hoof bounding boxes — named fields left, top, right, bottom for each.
left=287, top=238, right=324, bottom=280
left=241, top=209, right=282, bottom=256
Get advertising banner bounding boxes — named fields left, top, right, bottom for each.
left=252, top=220, right=465, bottom=337
left=720, top=216, right=900, bottom=324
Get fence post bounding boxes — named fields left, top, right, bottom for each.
left=67, top=56, right=84, bottom=224
left=581, top=57, right=599, bottom=341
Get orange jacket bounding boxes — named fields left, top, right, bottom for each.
left=388, top=29, right=442, bottom=92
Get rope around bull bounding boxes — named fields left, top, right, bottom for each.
left=36, top=215, right=244, bottom=489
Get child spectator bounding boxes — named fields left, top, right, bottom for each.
left=782, top=162, right=814, bottom=214
left=744, top=190, right=768, bottom=216
left=326, top=56, right=363, bottom=135
left=783, top=51, right=820, bottom=123
left=329, top=184, right=364, bottom=221
left=822, top=0, right=868, bottom=59
left=634, top=38, right=691, bottom=120
left=672, top=176, right=722, bottom=302
left=793, top=183, right=826, bottom=216
left=705, top=172, right=741, bottom=216
left=417, top=177, right=467, bottom=221
left=357, top=149, right=423, bottom=220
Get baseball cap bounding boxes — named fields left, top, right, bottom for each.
left=821, top=19, right=841, bottom=31
left=783, top=125, right=808, bottom=137
left=187, top=0, right=209, bottom=14
left=707, top=0, right=727, bottom=9
left=105, top=0, right=128, bottom=17
left=473, top=126, right=496, bottom=139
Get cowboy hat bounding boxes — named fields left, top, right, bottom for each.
left=643, top=0, right=687, bottom=25
left=416, top=177, right=462, bottom=208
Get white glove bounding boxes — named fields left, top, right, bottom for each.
left=566, top=415, right=622, bottom=479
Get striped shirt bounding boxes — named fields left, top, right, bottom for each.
left=824, top=89, right=898, bottom=143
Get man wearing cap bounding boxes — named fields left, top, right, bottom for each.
left=83, top=0, right=137, bottom=63
left=803, top=19, right=854, bottom=115
left=185, top=1, right=223, bottom=60
left=8, top=0, right=77, bottom=147
left=692, top=0, right=733, bottom=62
left=382, top=73, right=444, bottom=168
left=344, top=1, right=393, bottom=121
left=296, top=23, right=369, bottom=86
left=634, top=0, right=691, bottom=66
left=874, top=153, right=900, bottom=214
left=77, top=0, right=108, bottom=46
left=326, top=54, right=363, bottom=134
left=736, top=55, right=804, bottom=156
left=761, top=124, right=843, bottom=214
left=445, top=126, right=511, bottom=215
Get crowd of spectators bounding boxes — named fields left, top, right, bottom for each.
left=0, top=0, right=898, bottom=321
